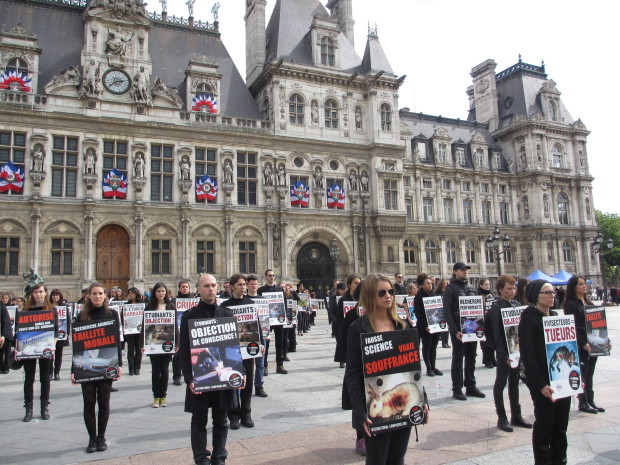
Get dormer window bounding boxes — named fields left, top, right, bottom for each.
left=492, top=151, right=501, bottom=170
left=551, top=144, right=564, bottom=168
left=436, top=144, right=447, bottom=164
left=320, top=37, right=335, bottom=66
left=456, top=147, right=465, bottom=166
left=192, top=83, right=217, bottom=113
left=549, top=99, right=558, bottom=122
left=2, top=58, right=32, bottom=92
left=324, top=98, right=338, bottom=128
left=289, top=93, right=304, bottom=125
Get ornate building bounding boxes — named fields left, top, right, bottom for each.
left=0, top=0, right=599, bottom=299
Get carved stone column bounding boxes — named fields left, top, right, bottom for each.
left=225, top=216, right=233, bottom=278
left=364, top=220, right=371, bottom=273
left=181, top=215, right=190, bottom=278
left=30, top=209, right=41, bottom=271
left=352, top=222, right=360, bottom=274
left=279, top=217, right=288, bottom=278
left=83, top=212, right=94, bottom=281
left=134, top=214, right=144, bottom=281
left=266, top=217, right=274, bottom=270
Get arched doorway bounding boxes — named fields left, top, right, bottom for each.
left=296, top=242, right=334, bottom=298
left=96, top=224, right=130, bottom=292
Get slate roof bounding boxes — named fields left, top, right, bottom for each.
left=361, top=34, right=394, bottom=75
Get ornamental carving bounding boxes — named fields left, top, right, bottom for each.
left=1, top=23, right=36, bottom=39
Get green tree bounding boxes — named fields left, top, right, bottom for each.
left=594, top=210, right=620, bottom=285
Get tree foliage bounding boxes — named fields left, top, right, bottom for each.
left=594, top=210, right=620, bottom=284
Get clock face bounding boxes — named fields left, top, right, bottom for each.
left=103, top=69, right=131, bottom=95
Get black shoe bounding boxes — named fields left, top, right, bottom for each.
left=453, top=390, right=467, bottom=401
left=129, top=370, right=135, bottom=376
left=96, top=436, right=107, bottom=452
left=432, top=368, right=443, bottom=376
left=339, top=362, right=345, bottom=368
left=511, top=415, right=533, bottom=428
left=1, top=369, right=9, bottom=374
left=283, top=356, right=290, bottom=362
left=195, top=460, right=211, bottom=465
left=23, top=402, right=33, bottom=422
left=497, top=417, right=513, bottom=432
left=41, top=401, right=50, bottom=420
left=229, top=417, right=241, bottom=430
left=589, top=399, right=605, bottom=413
left=241, top=413, right=254, bottom=428
left=578, top=398, right=598, bottom=414
left=276, top=365, right=288, bottom=374
left=466, top=387, right=486, bottom=398
left=86, top=436, right=97, bottom=453
left=173, top=377, right=182, bottom=386
left=53, top=373, right=60, bottom=381
left=255, top=386, right=268, bottom=397
left=426, top=370, right=435, bottom=377
left=135, top=369, right=140, bottom=375
left=485, top=363, right=494, bottom=369
left=289, top=348, right=297, bottom=352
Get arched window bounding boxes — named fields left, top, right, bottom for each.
left=320, top=37, right=335, bottom=66
left=289, top=93, right=304, bottom=125
left=446, top=240, right=457, bottom=263
left=549, top=99, right=558, bottom=121
left=380, top=103, right=392, bottom=131
left=425, top=240, right=437, bottom=264
left=4, top=57, right=31, bottom=92
left=324, top=99, right=338, bottom=128
left=404, top=239, right=416, bottom=264
left=466, top=240, right=476, bottom=263
left=562, top=240, right=574, bottom=262
left=551, top=144, right=564, bottom=168
left=193, top=83, right=216, bottom=113
left=557, top=192, right=569, bottom=225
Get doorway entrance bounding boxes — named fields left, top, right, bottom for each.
left=96, top=224, right=130, bottom=292
left=296, top=241, right=334, bottom=298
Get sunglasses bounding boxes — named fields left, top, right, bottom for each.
left=377, top=289, right=395, bottom=297
left=267, top=274, right=275, bottom=277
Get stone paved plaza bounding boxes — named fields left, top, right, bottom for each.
left=2, top=310, right=619, bottom=465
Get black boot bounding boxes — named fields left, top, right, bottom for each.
left=97, top=436, right=107, bottom=452
left=41, top=400, right=50, bottom=420
left=578, top=394, right=598, bottom=414
left=511, top=415, right=533, bottom=428
left=86, top=436, right=97, bottom=453
left=497, top=417, right=513, bottom=432
left=23, top=402, right=33, bottom=422
left=588, top=393, right=605, bottom=413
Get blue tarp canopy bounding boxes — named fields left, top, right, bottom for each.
left=526, top=269, right=564, bottom=285
left=552, top=270, right=574, bottom=285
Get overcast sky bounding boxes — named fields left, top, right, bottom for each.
left=160, top=0, right=618, bottom=215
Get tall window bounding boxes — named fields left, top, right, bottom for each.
left=549, top=100, right=558, bottom=121
left=485, top=248, right=494, bottom=264
left=0, top=236, right=19, bottom=275
left=384, top=179, right=397, bottom=210
left=195, top=83, right=214, bottom=100
left=195, top=148, right=217, bottom=202
left=442, top=179, right=452, bottom=190
left=239, top=241, right=256, bottom=273
left=551, top=144, right=564, bottom=168
left=51, top=238, right=73, bottom=275
left=475, top=148, right=485, bottom=168
left=387, top=246, right=394, bottom=262
left=289, top=93, right=304, bottom=125
left=320, top=37, right=335, bottom=66
left=462, top=181, right=471, bottom=191
left=324, top=99, right=338, bottom=128
left=562, top=241, right=574, bottom=262
left=422, top=178, right=432, bottom=188
left=150, top=144, right=174, bottom=202
left=481, top=201, right=491, bottom=224
left=466, top=240, right=476, bottom=263
left=557, top=192, right=569, bottom=224
left=492, top=152, right=501, bottom=170
left=405, top=197, right=413, bottom=221
left=425, top=240, right=437, bottom=264
left=237, top=152, right=258, bottom=205
left=380, top=104, right=392, bottom=131
left=423, top=198, right=434, bottom=222
left=446, top=240, right=457, bottom=263
left=103, top=140, right=128, bottom=178
left=500, top=202, right=509, bottom=225
left=505, top=250, right=513, bottom=263
left=437, top=144, right=447, bottom=163
left=404, top=239, right=415, bottom=264
left=456, top=147, right=465, bottom=166
left=443, top=198, right=454, bottom=222
left=151, top=239, right=171, bottom=274
left=417, top=142, right=427, bottom=161
left=51, top=136, right=78, bottom=197
left=196, top=240, right=215, bottom=274
left=0, top=131, right=26, bottom=196
left=463, top=199, right=473, bottom=223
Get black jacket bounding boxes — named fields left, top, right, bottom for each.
left=74, top=306, right=123, bottom=369
left=1, top=302, right=13, bottom=341
left=442, top=277, right=477, bottom=337
left=413, top=287, right=434, bottom=334
left=518, top=306, right=557, bottom=392
left=563, top=299, right=587, bottom=350
left=489, top=298, right=520, bottom=363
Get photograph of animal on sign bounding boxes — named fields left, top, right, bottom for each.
left=365, top=372, right=424, bottom=431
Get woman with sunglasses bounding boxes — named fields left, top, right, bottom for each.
left=519, top=280, right=571, bottom=464
left=345, top=274, right=429, bottom=465
left=49, top=289, right=69, bottom=381
left=334, top=274, right=361, bottom=369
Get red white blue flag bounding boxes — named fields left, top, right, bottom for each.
left=0, top=161, right=25, bottom=192
left=192, top=94, right=218, bottom=113
left=0, top=70, right=32, bottom=92
left=102, top=169, right=127, bottom=198
left=196, top=174, right=218, bottom=202
left=327, top=184, right=345, bottom=209
left=290, top=180, right=309, bottom=207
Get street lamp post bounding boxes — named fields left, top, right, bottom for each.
left=591, top=232, right=613, bottom=293
left=329, top=237, right=340, bottom=282
left=485, top=227, right=511, bottom=277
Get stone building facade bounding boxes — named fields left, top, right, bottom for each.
left=0, top=0, right=599, bottom=299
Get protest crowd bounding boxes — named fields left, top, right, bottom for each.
left=0, top=263, right=611, bottom=465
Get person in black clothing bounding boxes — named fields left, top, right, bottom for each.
left=478, top=279, right=496, bottom=369
left=125, top=287, right=144, bottom=376
left=333, top=274, right=361, bottom=369
left=49, top=289, right=69, bottom=381
left=180, top=274, right=243, bottom=465
left=72, top=282, right=123, bottom=453
left=220, top=273, right=263, bottom=429
left=18, top=283, right=58, bottom=421
left=519, top=279, right=571, bottom=465
left=0, top=297, right=14, bottom=373
left=435, top=279, right=451, bottom=348
left=329, top=282, right=347, bottom=338
left=563, top=275, right=609, bottom=414
left=246, top=274, right=267, bottom=398
left=173, top=280, right=193, bottom=386
left=257, top=269, right=287, bottom=374
left=414, top=273, right=443, bottom=377
left=443, top=262, right=485, bottom=400
left=489, top=275, right=532, bottom=432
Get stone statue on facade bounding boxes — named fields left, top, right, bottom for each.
left=152, top=77, right=182, bottom=107
left=106, top=26, right=133, bottom=57
left=263, top=162, right=274, bottom=186
left=159, top=0, right=167, bottom=11
left=211, top=2, right=220, bottom=21
left=84, top=148, right=97, bottom=174
left=31, top=144, right=45, bottom=172
left=22, top=267, right=44, bottom=298
left=82, top=59, right=102, bottom=97
left=186, top=0, right=195, bottom=16
left=273, top=223, right=281, bottom=261
left=360, top=170, right=369, bottom=192
left=523, top=195, right=530, bottom=219
left=355, top=107, right=362, bottom=130
left=313, top=166, right=323, bottom=189
left=134, top=152, right=145, bottom=178
left=180, top=157, right=191, bottom=180
left=223, top=159, right=234, bottom=184
left=133, top=66, right=151, bottom=105
left=348, top=169, right=359, bottom=191
left=311, top=101, right=319, bottom=125
left=276, top=163, right=286, bottom=186
left=543, top=194, right=549, bottom=217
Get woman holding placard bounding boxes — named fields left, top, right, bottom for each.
left=49, top=289, right=69, bottom=381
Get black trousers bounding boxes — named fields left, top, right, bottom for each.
left=421, top=332, right=439, bottom=371
left=287, top=327, right=296, bottom=351
left=81, top=380, right=113, bottom=438
left=529, top=389, right=570, bottom=465
left=190, top=394, right=228, bottom=464
left=229, top=358, right=254, bottom=419
left=125, top=334, right=142, bottom=373
left=482, top=346, right=496, bottom=365
left=149, top=354, right=172, bottom=398
left=493, top=360, right=521, bottom=419
left=272, top=325, right=284, bottom=365
left=578, top=348, right=598, bottom=401
left=450, top=335, right=477, bottom=392
left=51, top=342, right=65, bottom=375
left=1, top=339, right=13, bottom=371
left=23, top=358, right=51, bottom=403
left=364, top=426, right=411, bottom=465
left=172, top=352, right=182, bottom=379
